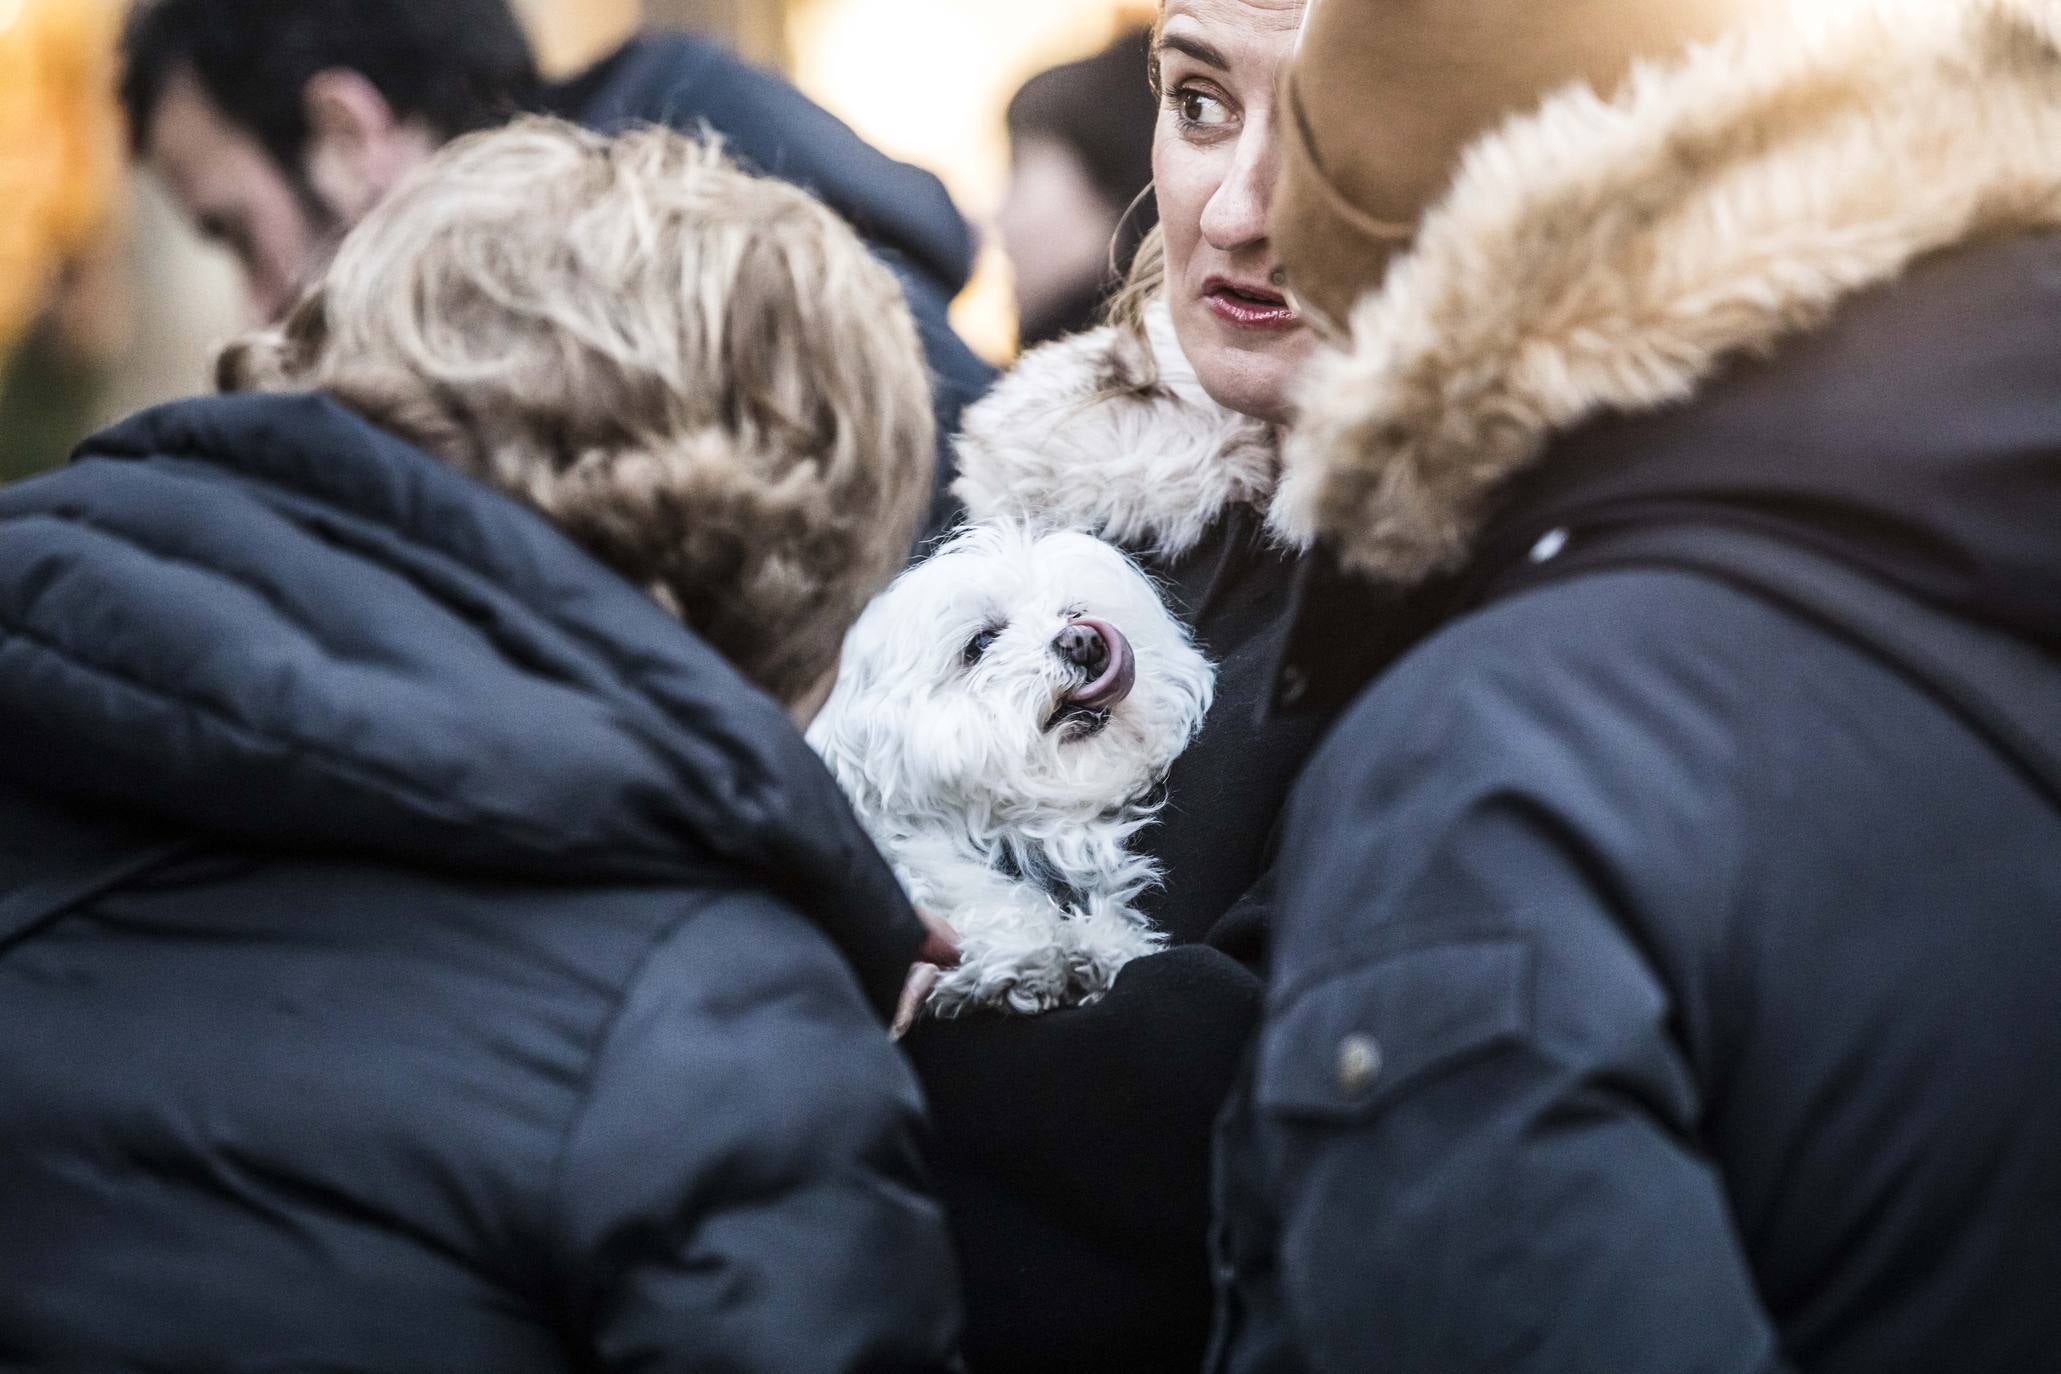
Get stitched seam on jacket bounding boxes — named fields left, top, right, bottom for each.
left=0, top=609, right=640, bottom=864
left=24, top=455, right=740, bottom=827
left=109, top=453, right=691, bottom=739
left=8, top=499, right=742, bottom=835
left=17, top=467, right=664, bottom=720
left=5, top=506, right=380, bottom=670
left=115, top=452, right=791, bottom=858
left=538, top=889, right=729, bottom=1318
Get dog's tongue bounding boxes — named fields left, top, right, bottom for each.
left=1066, top=618, right=1135, bottom=712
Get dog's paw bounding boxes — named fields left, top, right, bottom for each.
left=922, top=904, right=1165, bottom=1018
left=1059, top=899, right=1165, bottom=1002
left=927, top=953, right=1076, bottom=1017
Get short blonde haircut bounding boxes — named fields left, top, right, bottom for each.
left=220, top=118, right=936, bottom=706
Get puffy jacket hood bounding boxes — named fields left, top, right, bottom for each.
left=1278, top=0, right=2061, bottom=650
left=552, top=33, right=977, bottom=298
left=0, top=393, right=921, bottom=1014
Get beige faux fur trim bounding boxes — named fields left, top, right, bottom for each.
left=1277, top=0, right=2061, bottom=585
left=953, top=303, right=1302, bottom=560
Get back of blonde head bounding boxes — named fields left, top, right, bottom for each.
left=221, top=118, right=936, bottom=706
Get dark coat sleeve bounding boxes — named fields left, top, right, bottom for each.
left=901, top=943, right=1262, bottom=1374
left=553, top=890, right=960, bottom=1373
left=1244, top=574, right=1791, bottom=1374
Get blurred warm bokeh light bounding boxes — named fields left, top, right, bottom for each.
left=511, top=0, right=640, bottom=74
left=0, top=0, right=127, bottom=362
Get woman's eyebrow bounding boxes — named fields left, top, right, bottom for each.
left=1158, top=34, right=1232, bottom=71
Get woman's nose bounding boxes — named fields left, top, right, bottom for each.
left=1201, top=125, right=1279, bottom=253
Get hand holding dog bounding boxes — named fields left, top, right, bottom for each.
left=893, top=910, right=964, bottom=1040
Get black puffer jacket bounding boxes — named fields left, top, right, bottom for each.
left=1216, top=7, right=2061, bottom=1370
left=0, top=394, right=959, bottom=1372
left=546, top=33, right=994, bottom=538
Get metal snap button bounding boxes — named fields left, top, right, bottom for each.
left=1528, top=528, right=1571, bottom=564
left=1337, top=1033, right=1382, bottom=1097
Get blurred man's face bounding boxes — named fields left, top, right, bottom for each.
left=145, top=69, right=334, bottom=324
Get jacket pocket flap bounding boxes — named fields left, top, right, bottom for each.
left=1256, top=938, right=1532, bottom=1122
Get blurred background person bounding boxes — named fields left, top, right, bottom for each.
left=115, top=0, right=993, bottom=531
left=996, top=28, right=1157, bottom=348
left=0, top=1, right=1160, bottom=489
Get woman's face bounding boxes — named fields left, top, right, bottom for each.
left=1153, top=0, right=1315, bottom=425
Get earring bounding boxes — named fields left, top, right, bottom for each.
left=1107, top=182, right=1158, bottom=280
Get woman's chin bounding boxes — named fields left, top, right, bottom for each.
left=1175, top=305, right=1317, bottom=424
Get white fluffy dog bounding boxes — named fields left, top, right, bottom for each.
left=810, top=524, right=1215, bottom=1016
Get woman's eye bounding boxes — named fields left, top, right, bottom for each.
left=963, top=628, right=1001, bottom=666
left=1173, top=88, right=1233, bottom=130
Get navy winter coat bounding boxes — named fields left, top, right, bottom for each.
left=1214, top=8, right=2061, bottom=1364
left=547, top=33, right=994, bottom=537
left=0, top=395, right=960, bottom=1371
left=1212, top=86, right=2061, bottom=1374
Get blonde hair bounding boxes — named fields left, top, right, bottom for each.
left=1103, top=224, right=1166, bottom=342
left=1103, top=6, right=1168, bottom=382
left=220, top=118, right=936, bottom=707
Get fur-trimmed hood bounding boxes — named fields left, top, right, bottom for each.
left=1279, top=0, right=2061, bottom=590
left=953, top=303, right=1302, bottom=560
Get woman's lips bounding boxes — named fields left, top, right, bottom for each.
left=1202, top=277, right=1299, bottom=331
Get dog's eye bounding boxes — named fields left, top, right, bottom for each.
left=963, top=627, right=1001, bottom=666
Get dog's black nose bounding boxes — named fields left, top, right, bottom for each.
left=1054, top=622, right=1110, bottom=675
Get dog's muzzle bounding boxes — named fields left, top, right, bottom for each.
left=1053, top=618, right=1135, bottom=711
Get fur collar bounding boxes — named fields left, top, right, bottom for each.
left=952, top=303, right=1301, bottom=560
left=1276, top=0, right=2061, bottom=585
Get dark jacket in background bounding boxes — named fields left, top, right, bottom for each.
left=0, top=394, right=959, bottom=1372
left=907, top=312, right=1331, bottom=1373
left=1003, top=29, right=1159, bottom=347
left=1215, top=7, right=2061, bottom=1369
left=547, top=33, right=994, bottom=538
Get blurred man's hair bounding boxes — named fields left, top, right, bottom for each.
left=219, top=119, right=937, bottom=707
left=1006, top=30, right=1158, bottom=234
left=119, top=0, right=540, bottom=169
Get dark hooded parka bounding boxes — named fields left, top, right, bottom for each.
left=1214, top=2, right=2061, bottom=1371
left=543, top=32, right=993, bottom=539
left=0, top=394, right=960, bottom=1372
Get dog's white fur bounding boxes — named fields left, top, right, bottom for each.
left=1278, top=0, right=2061, bottom=585
left=810, top=524, right=1215, bottom=1015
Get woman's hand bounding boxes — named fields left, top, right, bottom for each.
left=893, top=911, right=962, bottom=1040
